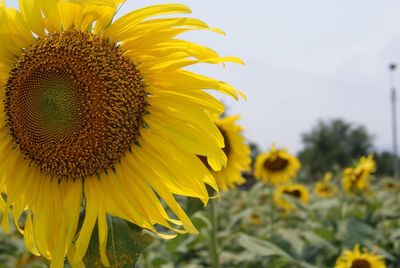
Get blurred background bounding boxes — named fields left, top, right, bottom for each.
left=123, top=0, right=400, bottom=154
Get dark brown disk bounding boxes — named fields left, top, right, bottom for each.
left=5, top=30, right=147, bottom=180
left=283, top=189, right=301, bottom=198
left=263, top=156, right=289, bottom=172
left=351, top=260, right=371, bottom=268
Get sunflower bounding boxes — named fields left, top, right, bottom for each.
left=273, top=184, right=309, bottom=212
left=383, top=180, right=399, bottom=192
left=335, top=244, right=386, bottom=268
left=254, top=145, right=300, bottom=185
left=200, top=115, right=251, bottom=190
left=0, top=1, right=244, bottom=267
left=248, top=213, right=262, bottom=225
left=342, top=155, right=376, bottom=193
left=314, top=172, right=338, bottom=198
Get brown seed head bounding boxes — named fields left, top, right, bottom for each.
left=5, top=30, right=147, bottom=180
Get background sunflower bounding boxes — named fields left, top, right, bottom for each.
left=254, top=145, right=301, bottom=185
left=335, top=244, right=386, bottom=268
left=273, top=183, right=309, bottom=213
left=314, top=172, right=338, bottom=198
left=342, top=155, right=376, bottom=193
left=203, top=115, right=251, bottom=191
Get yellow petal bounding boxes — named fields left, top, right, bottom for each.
left=103, top=4, right=192, bottom=41
left=24, top=211, right=40, bottom=256
left=73, top=178, right=98, bottom=263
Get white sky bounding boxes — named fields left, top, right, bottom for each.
left=6, top=0, right=400, bottom=154
left=124, top=0, right=400, bottom=153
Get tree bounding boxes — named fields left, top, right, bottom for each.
left=374, top=151, right=395, bottom=177
left=298, top=119, right=374, bottom=181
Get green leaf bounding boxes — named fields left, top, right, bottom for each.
left=264, top=257, right=291, bottom=268
left=308, top=198, right=339, bottom=210
left=390, top=228, right=400, bottom=241
left=83, top=216, right=154, bottom=267
left=226, top=208, right=253, bottom=231
left=237, top=234, right=318, bottom=268
left=276, top=228, right=305, bottom=256
left=237, top=233, right=293, bottom=260
left=185, top=198, right=205, bottom=216
left=165, top=234, right=186, bottom=253
left=337, top=218, right=374, bottom=246
left=363, top=241, right=395, bottom=261
left=314, top=227, right=336, bottom=242
left=191, top=212, right=212, bottom=231
left=301, top=231, right=335, bottom=252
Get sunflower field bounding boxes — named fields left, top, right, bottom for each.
left=1, top=161, right=400, bottom=267
left=139, top=178, right=400, bottom=268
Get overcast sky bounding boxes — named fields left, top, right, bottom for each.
left=7, top=0, right=400, bottom=154
left=124, top=0, right=400, bottom=154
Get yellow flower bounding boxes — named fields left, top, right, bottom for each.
left=314, top=172, right=338, bottom=198
left=383, top=180, right=399, bottom=192
left=201, top=115, right=251, bottom=191
left=248, top=213, right=262, bottom=225
left=273, top=184, right=309, bottom=212
left=322, top=171, right=333, bottom=182
left=254, top=145, right=300, bottom=185
left=342, top=155, right=376, bottom=193
left=0, top=1, right=244, bottom=267
left=335, top=244, right=386, bottom=268
left=342, top=168, right=358, bottom=192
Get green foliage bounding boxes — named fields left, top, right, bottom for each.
left=0, top=227, right=47, bottom=268
left=83, top=216, right=154, bottom=267
left=0, top=176, right=398, bottom=268
left=374, top=151, right=395, bottom=177
left=298, top=119, right=373, bottom=181
left=138, top=179, right=400, bottom=268
left=0, top=215, right=154, bottom=268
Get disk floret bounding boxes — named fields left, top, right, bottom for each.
left=264, top=156, right=289, bottom=171
left=5, top=30, right=147, bottom=179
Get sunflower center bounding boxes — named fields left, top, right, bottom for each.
left=39, top=84, right=76, bottom=127
left=386, top=182, right=395, bottom=189
left=264, top=156, right=289, bottom=172
left=219, top=127, right=231, bottom=156
left=29, top=69, right=83, bottom=135
left=320, top=185, right=331, bottom=192
left=283, top=189, right=301, bottom=198
left=351, top=259, right=371, bottom=268
left=5, top=30, right=146, bottom=179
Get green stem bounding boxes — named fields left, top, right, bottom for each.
left=269, top=186, right=275, bottom=238
left=142, top=251, right=151, bottom=268
left=209, top=200, right=219, bottom=268
left=340, top=194, right=347, bottom=220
